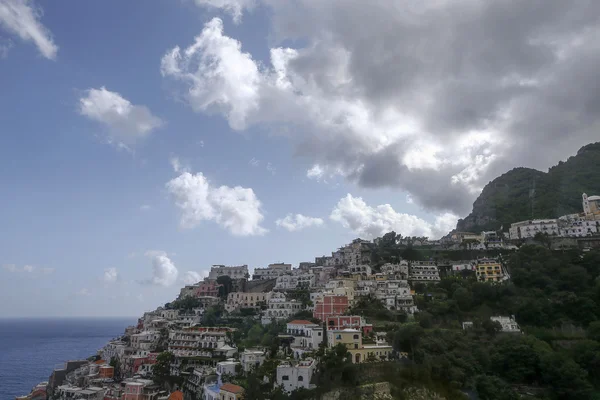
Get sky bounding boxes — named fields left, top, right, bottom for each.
left=1, top=0, right=599, bottom=317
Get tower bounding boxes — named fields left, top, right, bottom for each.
left=583, top=193, right=591, bottom=215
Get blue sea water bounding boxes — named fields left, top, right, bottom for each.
left=0, top=317, right=135, bottom=399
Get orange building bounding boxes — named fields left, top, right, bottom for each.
left=99, top=365, right=114, bottom=378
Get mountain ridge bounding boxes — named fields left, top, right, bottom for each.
left=455, top=142, right=600, bottom=233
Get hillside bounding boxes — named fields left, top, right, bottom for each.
left=456, top=142, right=600, bottom=233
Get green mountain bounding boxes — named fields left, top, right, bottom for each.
left=456, top=142, right=600, bottom=233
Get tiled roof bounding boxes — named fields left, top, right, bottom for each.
left=221, top=383, right=244, bottom=394
left=288, top=320, right=314, bottom=325
left=168, top=390, right=184, bottom=400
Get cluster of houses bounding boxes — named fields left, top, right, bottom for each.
left=508, top=194, right=600, bottom=239
left=18, top=222, right=534, bottom=400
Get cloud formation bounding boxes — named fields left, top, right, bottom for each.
left=276, top=214, right=324, bottom=232
left=193, top=0, right=255, bottom=24
left=166, top=171, right=267, bottom=236
left=79, top=87, right=163, bottom=148
left=182, top=270, right=207, bottom=285
left=2, top=264, right=54, bottom=274
left=103, top=267, right=118, bottom=283
left=0, top=0, right=57, bottom=59
left=330, top=194, right=457, bottom=240
left=145, top=251, right=178, bottom=287
left=163, top=2, right=600, bottom=215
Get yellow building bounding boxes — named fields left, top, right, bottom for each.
left=476, top=259, right=504, bottom=282
left=327, top=329, right=393, bottom=364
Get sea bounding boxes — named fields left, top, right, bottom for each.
left=0, top=317, right=135, bottom=399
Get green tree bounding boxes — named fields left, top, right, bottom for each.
left=217, top=275, right=234, bottom=299
left=587, top=320, right=600, bottom=342
left=152, top=351, right=175, bottom=387
left=475, top=375, right=519, bottom=400
left=540, top=352, right=593, bottom=400
left=109, top=356, right=122, bottom=381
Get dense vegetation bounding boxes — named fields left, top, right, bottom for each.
left=456, top=142, right=600, bottom=233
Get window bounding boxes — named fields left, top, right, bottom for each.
left=298, top=375, right=304, bottom=381
left=353, top=334, right=359, bottom=340
left=282, top=375, right=289, bottom=381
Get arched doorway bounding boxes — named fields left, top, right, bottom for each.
left=355, top=353, right=361, bottom=363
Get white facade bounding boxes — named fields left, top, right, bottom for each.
left=375, top=280, right=416, bottom=313
left=558, top=215, right=598, bottom=237
left=208, top=265, right=249, bottom=280
left=509, top=219, right=559, bottom=239
left=490, top=316, right=521, bottom=333
left=274, top=274, right=315, bottom=290
left=409, top=263, right=440, bottom=282
left=240, top=349, right=266, bottom=372
left=216, top=359, right=240, bottom=377
left=252, top=263, right=292, bottom=280
left=131, top=331, right=160, bottom=350
left=380, top=262, right=409, bottom=279
left=168, top=329, right=229, bottom=357
left=261, top=292, right=302, bottom=324
left=276, top=358, right=317, bottom=393
left=286, top=321, right=324, bottom=353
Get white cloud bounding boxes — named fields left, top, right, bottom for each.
left=170, top=156, right=190, bottom=173
left=0, top=0, right=57, bottom=59
left=0, top=37, right=12, bottom=57
left=276, top=214, right=324, bottom=232
left=103, top=267, right=118, bottom=283
left=193, top=0, right=255, bottom=24
left=77, top=288, right=91, bottom=296
left=182, top=270, right=207, bottom=285
left=2, top=264, right=54, bottom=274
left=140, top=204, right=151, bottom=211
left=145, top=250, right=178, bottom=287
left=161, top=18, right=261, bottom=131
left=162, top=4, right=600, bottom=217
left=2, top=264, right=16, bottom=272
left=79, top=87, right=163, bottom=147
left=330, top=194, right=458, bottom=239
left=266, top=162, right=276, bottom=175
left=166, top=170, right=267, bottom=236
left=249, top=158, right=260, bottom=167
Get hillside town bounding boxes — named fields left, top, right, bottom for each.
left=16, top=193, right=600, bottom=400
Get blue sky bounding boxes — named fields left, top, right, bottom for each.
left=1, top=0, right=598, bottom=317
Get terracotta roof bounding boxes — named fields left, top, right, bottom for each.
left=288, top=320, right=314, bottom=325
left=221, top=383, right=244, bottom=394
left=94, top=359, right=106, bottom=365
left=168, top=390, right=184, bottom=400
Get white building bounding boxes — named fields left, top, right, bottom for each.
left=160, top=309, right=179, bottom=320
left=168, top=328, right=232, bottom=357
left=208, top=264, right=249, bottom=280
left=409, top=263, right=440, bottom=282
left=490, top=316, right=521, bottom=333
left=252, top=263, right=292, bottom=280
left=375, top=280, right=416, bottom=313
left=131, top=331, right=160, bottom=350
left=216, top=359, right=240, bottom=377
left=274, top=274, right=315, bottom=290
left=509, top=219, right=559, bottom=239
left=284, top=320, right=324, bottom=357
left=276, top=358, right=317, bottom=393
left=225, top=292, right=270, bottom=313
left=380, top=261, right=409, bottom=279
left=558, top=215, right=598, bottom=237
left=261, top=292, right=302, bottom=324
left=240, top=349, right=266, bottom=372
left=355, top=279, right=377, bottom=297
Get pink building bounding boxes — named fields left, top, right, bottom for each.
left=194, top=279, right=219, bottom=297
left=313, top=295, right=349, bottom=321
left=325, top=315, right=373, bottom=335
left=123, top=382, right=144, bottom=400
